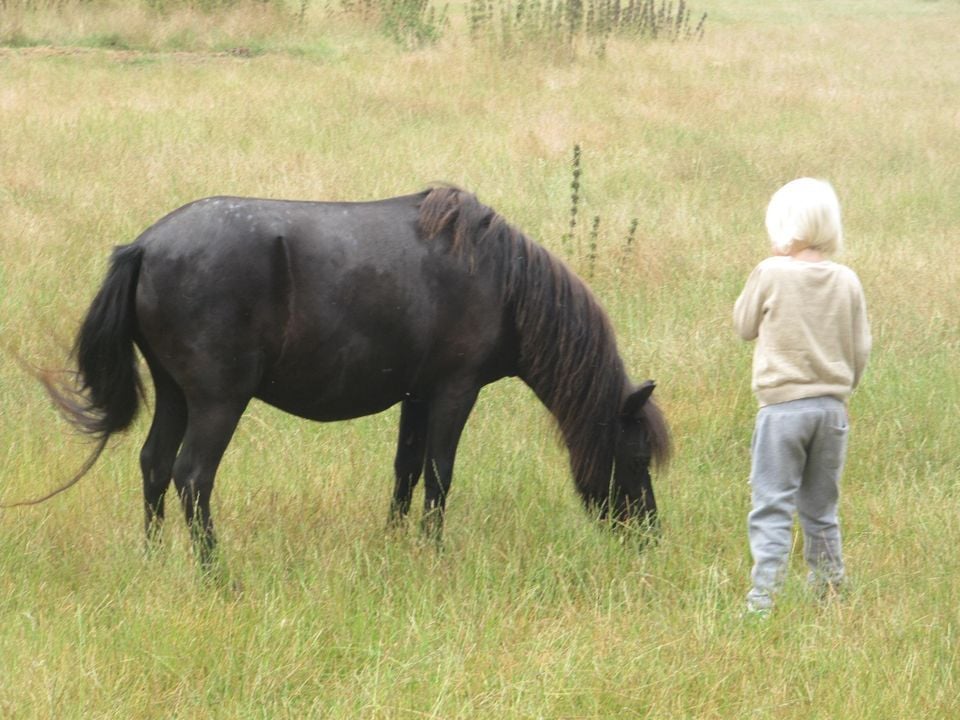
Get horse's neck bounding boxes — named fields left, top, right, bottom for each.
left=506, top=240, right=625, bottom=481
left=520, top=346, right=624, bottom=461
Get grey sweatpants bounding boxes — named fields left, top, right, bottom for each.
left=747, top=396, right=849, bottom=610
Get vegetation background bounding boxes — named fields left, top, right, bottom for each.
left=1, top=0, right=958, bottom=717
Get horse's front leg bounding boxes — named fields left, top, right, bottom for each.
left=421, top=384, right=479, bottom=542
left=389, top=398, right=428, bottom=527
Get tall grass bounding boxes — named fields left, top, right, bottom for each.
left=2, top=0, right=960, bottom=717
left=469, top=0, right=706, bottom=57
left=0, top=0, right=705, bottom=52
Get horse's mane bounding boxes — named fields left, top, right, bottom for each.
left=417, top=186, right=668, bottom=505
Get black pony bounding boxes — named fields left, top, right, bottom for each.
left=18, top=187, right=670, bottom=564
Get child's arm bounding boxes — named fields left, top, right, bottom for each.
left=852, top=284, right=872, bottom=387
left=733, top=265, right=765, bottom=341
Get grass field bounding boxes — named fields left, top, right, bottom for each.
left=2, top=0, right=959, bottom=717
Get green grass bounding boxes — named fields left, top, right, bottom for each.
left=2, top=0, right=960, bottom=717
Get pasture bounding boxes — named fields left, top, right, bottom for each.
left=1, top=0, right=959, bottom=717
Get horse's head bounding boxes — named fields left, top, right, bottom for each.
left=610, top=380, right=670, bottom=529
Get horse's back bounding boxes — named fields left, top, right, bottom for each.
left=136, top=193, right=425, bottom=260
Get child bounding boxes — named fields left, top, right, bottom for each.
left=734, top=178, right=871, bottom=615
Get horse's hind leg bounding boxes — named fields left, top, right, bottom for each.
left=139, top=364, right=187, bottom=547
left=389, top=398, right=428, bottom=526
left=171, top=398, right=248, bottom=571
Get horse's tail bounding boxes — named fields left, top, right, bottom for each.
left=68, top=243, right=145, bottom=438
left=2, top=244, right=145, bottom=508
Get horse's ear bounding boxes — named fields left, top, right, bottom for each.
left=621, top=380, right=656, bottom=418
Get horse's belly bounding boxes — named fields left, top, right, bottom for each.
left=254, top=368, right=410, bottom=422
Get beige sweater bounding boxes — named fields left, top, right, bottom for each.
left=734, top=256, right=871, bottom=407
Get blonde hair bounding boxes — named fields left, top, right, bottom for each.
left=764, top=178, right=844, bottom=255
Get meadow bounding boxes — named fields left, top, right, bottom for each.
left=1, top=0, right=959, bottom=716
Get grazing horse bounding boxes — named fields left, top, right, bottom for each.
left=19, top=187, right=670, bottom=565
